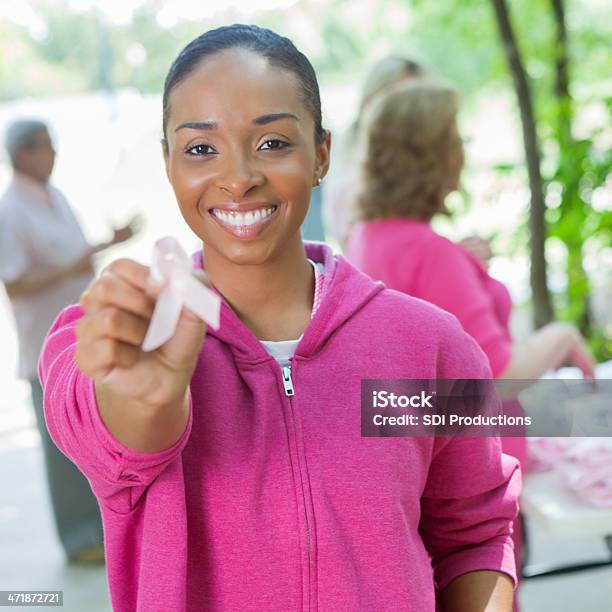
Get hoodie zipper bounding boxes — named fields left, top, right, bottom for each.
left=280, top=362, right=313, bottom=611
left=282, top=365, right=295, bottom=396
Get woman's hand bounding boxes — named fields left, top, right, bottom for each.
left=565, top=325, right=596, bottom=379
left=500, top=322, right=596, bottom=382
left=110, top=214, right=143, bottom=246
left=459, top=235, right=493, bottom=268
left=76, top=257, right=209, bottom=412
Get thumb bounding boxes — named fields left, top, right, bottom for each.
left=154, top=269, right=213, bottom=367
left=156, top=304, right=207, bottom=370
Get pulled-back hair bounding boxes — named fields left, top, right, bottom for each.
left=162, top=24, right=325, bottom=149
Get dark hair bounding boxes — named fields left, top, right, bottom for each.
left=162, top=24, right=325, bottom=149
left=5, top=119, right=49, bottom=164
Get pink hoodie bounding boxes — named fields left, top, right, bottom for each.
left=39, top=242, right=520, bottom=612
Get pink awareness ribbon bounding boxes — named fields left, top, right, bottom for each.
left=142, top=237, right=221, bottom=352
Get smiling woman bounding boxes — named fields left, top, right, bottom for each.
left=38, top=24, right=519, bottom=612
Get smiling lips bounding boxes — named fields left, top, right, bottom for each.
left=209, top=204, right=278, bottom=238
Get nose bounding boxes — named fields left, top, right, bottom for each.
left=216, top=150, right=265, bottom=199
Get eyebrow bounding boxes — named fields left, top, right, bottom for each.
left=174, top=113, right=299, bottom=132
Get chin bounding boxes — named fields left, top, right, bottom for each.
left=210, top=239, right=278, bottom=267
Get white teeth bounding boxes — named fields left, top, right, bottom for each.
left=213, top=206, right=275, bottom=227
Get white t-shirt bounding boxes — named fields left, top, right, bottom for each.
left=0, top=173, right=93, bottom=379
left=259, top=260, right=324, bottom=368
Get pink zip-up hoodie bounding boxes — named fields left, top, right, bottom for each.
left=39, top=242, right=520, bottom=612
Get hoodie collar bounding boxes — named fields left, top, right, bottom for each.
left=192, top=241, right=385, bottom=363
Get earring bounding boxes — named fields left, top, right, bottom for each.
left=316, top=177, right=322, bottom=186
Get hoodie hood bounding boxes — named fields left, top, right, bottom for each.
left=191, top=241, right=385, bottom=363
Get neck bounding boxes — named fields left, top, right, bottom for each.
left=14, top=168, right=47, bottom=186
left=204, top=235, right=315, bottom=341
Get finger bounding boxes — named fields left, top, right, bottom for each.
left=87, top=307, right=150, bottom=346
left=105, top=258, right=151, bottom=292
left=80, top=270, right=155, bottom=319
left=76, top=337, right=140, bottom=378
left=157, top=305, right=207, bottom=369
left=574, top=350, right=595, bottom=380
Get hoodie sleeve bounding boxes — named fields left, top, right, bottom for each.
left=418, top=316, right=521, bottom=591
left=38, top=304, right=193, bottom=514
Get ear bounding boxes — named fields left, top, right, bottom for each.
left=314, top=129, right=332, bottom=185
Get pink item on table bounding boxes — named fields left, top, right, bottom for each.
left=526, top=438, right=574, bottom=473
left=142, top=237, right=221, bottom=352
left=528, top=438, right=612, bottom=508
left=562, top=440, right=612, bottom=508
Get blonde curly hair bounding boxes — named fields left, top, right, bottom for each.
left=356, top=79, right=464, bottom=222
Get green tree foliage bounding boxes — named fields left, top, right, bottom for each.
left=410, top=0, right=611, bottom=359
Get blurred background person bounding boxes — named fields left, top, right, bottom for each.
left=345, top=78, right=597, bottom=604
left=346, top=79, right=594, bottom=386
left=322, top=55, right=425, bottom=251
left=323, top=54, right=493, bottom=268
left=0, top=118, right=139, bottom=564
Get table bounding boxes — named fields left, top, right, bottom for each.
left=521, top=471, right=612, bottom=578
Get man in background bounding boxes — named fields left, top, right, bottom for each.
left=0, top=118, right=139, bottom=563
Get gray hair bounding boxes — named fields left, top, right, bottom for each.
left=4, top=119, right=49, bottom=164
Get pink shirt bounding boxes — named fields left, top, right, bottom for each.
left=39, top=242, right=520, bottom=611
left=346, top=218, right=513, bottom=378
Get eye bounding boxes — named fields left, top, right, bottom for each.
left=259, top=139, right=290, bottom=151
left=185, top=143, right=217, bottom=156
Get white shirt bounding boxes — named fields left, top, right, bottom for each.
left=0, top=173, right=93, bottom=379
left=259, top=260, right=324, bottom=368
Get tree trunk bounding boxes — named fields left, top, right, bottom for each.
left=490, top=0, right=554, bottom=328
left=549, top=0, right=593, bottom=335
left=550, top=0, right=571, bottom=142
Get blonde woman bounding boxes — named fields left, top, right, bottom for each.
left=347, top=79, right=593, bottom=389
left=323, top=56, right=492, bottom=266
